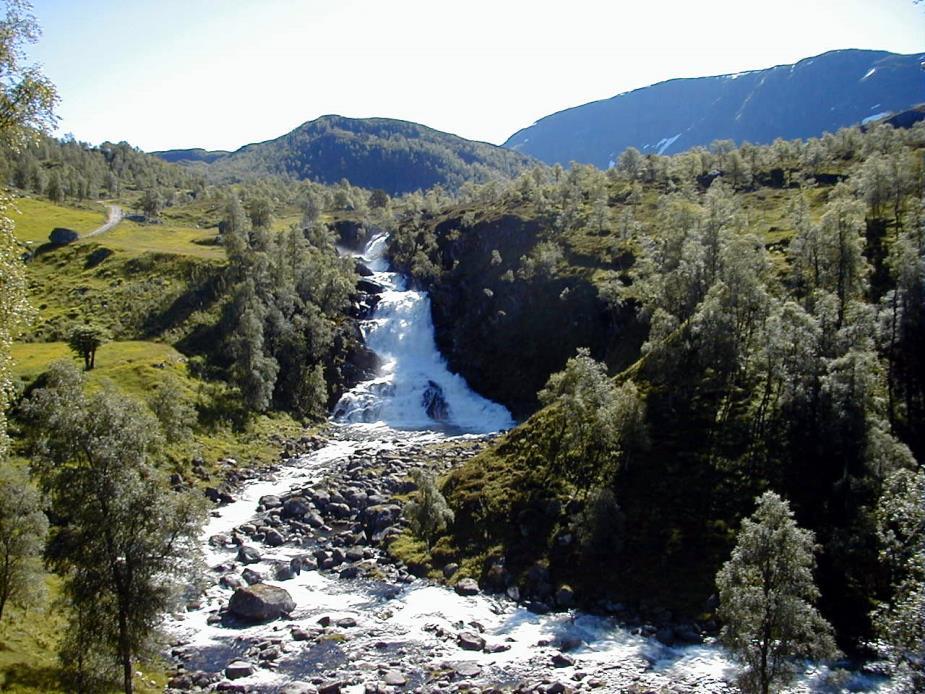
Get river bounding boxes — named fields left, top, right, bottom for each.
left=164, top=235, right=885, bottom=693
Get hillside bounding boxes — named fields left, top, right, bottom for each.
left=154, top=115, right=536, bottom=194
left=388, top=121, right=925, bottom=651
left=504, top=49, right=924, bottom=167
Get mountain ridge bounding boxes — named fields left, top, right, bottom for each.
left=503, top=48, right=925, bottom=166
left=152, top=114, right=536, bottom=194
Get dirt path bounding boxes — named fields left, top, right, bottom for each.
left=82, top=203, right=123, bottom=238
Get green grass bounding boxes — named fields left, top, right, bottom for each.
left=0, top=576, right=166, bottom=693
left=9, top=197, right=106, bottom=245
left=10, top=340, right=188, bottom=398
left=84, top=219, right=224, bottom=260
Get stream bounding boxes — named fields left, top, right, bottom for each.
left=164, top=236, right=887, bottom=693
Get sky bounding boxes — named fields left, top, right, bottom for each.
left=25, top=0, right=925, bottom=152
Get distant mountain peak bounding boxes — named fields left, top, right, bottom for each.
left=154, top=115, right=535, bottom=194
left=503, top=48, right=924, bottom=167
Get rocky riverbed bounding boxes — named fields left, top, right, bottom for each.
left=163, top=425, right=752, bottom=694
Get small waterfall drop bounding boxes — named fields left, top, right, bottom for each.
left=334, top=233, right=514, bottom=433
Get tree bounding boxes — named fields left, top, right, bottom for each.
left=0, top=0, right=57, bottom=457
left=538, top=349, right=647, bottom=489
left=67, top=323, right=108, bottom=370
left=140, top=188, right=163, bottom=220
left=0, top=464, right=47, bottom=621
left=146, top=375, right=196, bottom=443
left=717, top=491, right=837, bottom=694
left=871, top=467, right=925, bottom=692
left=23, top=361, right=205, bottom=694
left=404, top=469, right=454, bottom=548
left=0, top=1, right=58, bottom=143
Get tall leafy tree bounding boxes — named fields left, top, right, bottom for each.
left=717, top=491, right=837, bottom=694
left=24, top=361, right=205, bottom=694
left=0, top=464, right=47, bottom=621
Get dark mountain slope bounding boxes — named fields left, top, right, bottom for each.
left=504, top=49, right=924, bottom=167
left=154, top=115, right=536, bottom=194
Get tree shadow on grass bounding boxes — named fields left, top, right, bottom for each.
left=0, top=662, right=64, bottom=692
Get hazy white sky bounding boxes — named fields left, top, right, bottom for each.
left=27, top=0, right=925, bottom=152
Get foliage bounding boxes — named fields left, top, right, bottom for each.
left=538, top=348, right=647, bottom=490
left=146, top=374, right=195, bottom=444
left=0, top=464, right=47, bottom=621
left=66, top=323, right=109, bottom=370
left=871, top=467, right=925, bottom=691
left=404, top=469, right=454, bottom=548
left=22, top=360, right=206, bottom=694
left=717, top=492, right=837, bottom=693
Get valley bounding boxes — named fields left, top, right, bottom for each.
left=0, top=3, right=923, bottom=692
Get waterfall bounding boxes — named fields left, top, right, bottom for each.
left=333, top=233, right=514, bottom=434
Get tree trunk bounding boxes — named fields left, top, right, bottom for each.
left=119, top=608, right=133, bottom=694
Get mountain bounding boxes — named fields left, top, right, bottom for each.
left=504, top=49, right=924, bottom=168
left=153, top=115, right=536, bottom=194
left=153, top=148, right=230, bottom=165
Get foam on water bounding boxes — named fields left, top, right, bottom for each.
left=334, top=234, right=514, bottom=433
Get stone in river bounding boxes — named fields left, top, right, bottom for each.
left=383, top=670, right=407, bottom=686
left=228, top=584, right=295, bottom=622
left=455, top=577, right=480, bottom=596
left=237, top=545, right=261, bottom=564
left=224, top=661, right=254, bottom=679
left=457, top=631, right=486, bottom=651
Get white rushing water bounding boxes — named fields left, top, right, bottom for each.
left=333, top=234, right=514, bottom=433
left=165, top=234, right=888, bottom=692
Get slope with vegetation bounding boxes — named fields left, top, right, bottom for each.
left=389, top=121, right=925, bottom=680
left=154, top=115, right=537, bottom=195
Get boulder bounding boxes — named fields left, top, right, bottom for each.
left=383, top=670, right=407, bottom=686
left=457, top=631, right=486, bottom=651
left=241, top=568, right=262, bottom=585
left=49, top=227, right=79, bottom=245
left=280, top=683, right=315, bottom=694
left=237, top=545, right=261, bottom=564
left=363, top=503, right=402, bottom=532
left=552, top=652, right=575, bottom=668
left=228, top=584, right=295, bottom=622
left=555, top=584, right=575, bottom=608
left=258, top=494, right=282, bottom=509
left=282, top=496, right=312, bottom=518
left=265, top=528, right=285, bottom=547
left=455, top=577, right=480, bottom=596
left=224, top=661, right=255, bottom=679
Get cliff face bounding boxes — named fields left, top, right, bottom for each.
left=414, top=212, right=616, bottom=418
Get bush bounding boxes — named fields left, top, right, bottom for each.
left=49, top=227, right=79, bottom=245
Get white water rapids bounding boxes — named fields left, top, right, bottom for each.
left=165, top=235, right=887, bottom=692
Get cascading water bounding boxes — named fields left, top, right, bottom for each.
left=163, top=233, right=887, bottom=693
left=333, top=233, right=513, bottom=433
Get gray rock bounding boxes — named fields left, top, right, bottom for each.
left=242, top=568, right=263, bottom=585
left=279, top=683, right=316, bottom=694
left=265, top=528, right=285, bottom=547
left=224, top=661, right=255, bottom=679
left=454, top=662, right=482, bottom=677
left=220, top=574, right=246, bottom=590
left=443, top=562, right=459, bottom=578
left=283, top=496, right=312, bottom=518
left=228, top=584, right=295, bottom=622
left=457, top=631, right=486, bottom=651
left=259, top=495, right=282, bottom=509
left=335, top=616, right=357, bottom=628
left=363, top=503, right=402, bottom=532
left=455, top=578, right=480, bottom=596
left=552, top=652, right=576, bottom=668
left=383, top=670, right=407, bottom=686
left=237, top=545, right=261, bottom=564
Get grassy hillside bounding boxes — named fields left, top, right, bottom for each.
left=9, top=196, right=107, bottom=244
